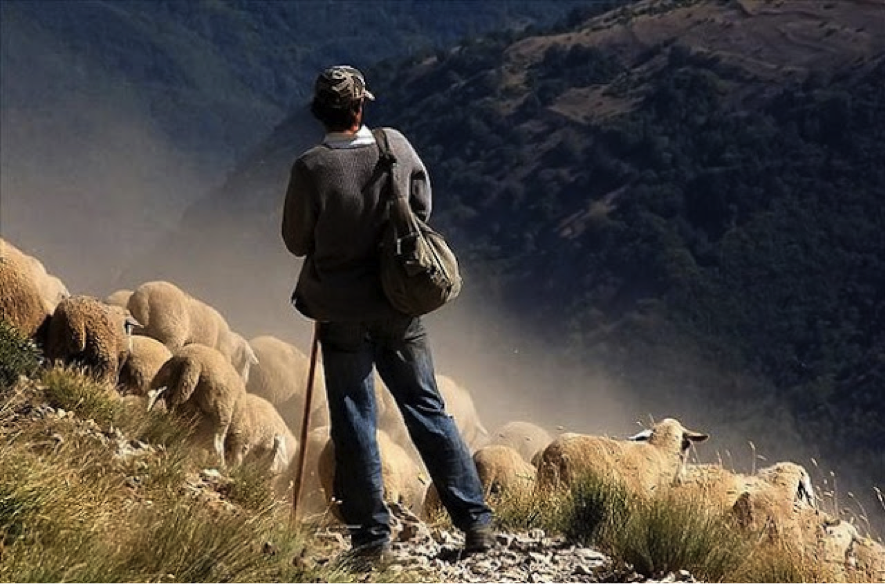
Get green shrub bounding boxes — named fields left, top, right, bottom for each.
left=0, top=319, right=42, bottom=390
left=561, top=471, right=635, bottom=547
left=492, top=484, right=571, bottom=534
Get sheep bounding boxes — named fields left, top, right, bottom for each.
left=147, top=343, right=247, bottom=467
left=1, top=238, right=69, bottom=314
left=118, top=335, right=172, bottom=396
left=45, top=295, right=138, bottom=384
left=436, top=374, right=488, bottom=450
left=225, top=392, right=297, bottom=476
left=536, top=417, right=709, bottom=497
left=774, top=508, right=867, bottom=581
left=490, top=420, right=553, bottom=464
left=423, top=444, right=537, bottom=520
left=33, top=271, right=69, bottom=314
left=779, top=510, right=884, bottom=582
left=473, top=443, right=537, bottom=500
left=421, top=481, right=444, bottom=521
left=849, top=533, right=885, bottom=582
left=730, top=473, right=883, bottom=583
left=818, top=519, right=861, bottom=579
left=286, top=425, right=332, bottom=516
left=678, top=461, right=815, bottom=515
left=105, top=289, right=132, bottom=309
left=0, top=246, right=49, bottom=339
left=246, top=335, right=329, bottom=432
left=127, top=280, right=258, bottom=381
left=318, top=429, right=427, bottom=519
left=722, top=462, right=818, bottom=548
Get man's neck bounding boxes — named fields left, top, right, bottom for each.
left=323, top=125, right=374, bottom=148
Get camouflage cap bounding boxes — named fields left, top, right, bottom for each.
left=313, top=65, right=375, bottom=108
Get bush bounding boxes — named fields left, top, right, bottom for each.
left=561, top=471, right=635, bottom=547
left=0, top=319, right=42, bottom=390
left=41, top=364, right=121, bottom=426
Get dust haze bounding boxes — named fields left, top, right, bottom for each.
left=1, top=32, right=881, bottom=539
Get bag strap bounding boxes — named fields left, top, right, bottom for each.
left=373, top=128, right=419, bottom=238
left=373, top=127, right=397, bottom=169
left=373, top=127, right=399, bottom=205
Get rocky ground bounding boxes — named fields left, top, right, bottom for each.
left=295, top=505, right=699, bottom=583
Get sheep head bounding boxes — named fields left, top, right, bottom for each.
left=628, top=418, right=709, bottom=480
left=149, top=353, right=199, bottom=407
left=630, top=418, right=708, bottom=450
left=106, top=304, right=141, bottom=353
left=757, top=462, right=816, bottom=509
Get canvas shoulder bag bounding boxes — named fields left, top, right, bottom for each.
left=373, top=128, right=462, bottom=316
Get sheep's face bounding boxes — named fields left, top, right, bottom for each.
left=797, top=471, right=815, bottom=508
left=630, top=418, right=708, bottom=479
left=760, top=462, right=816, bottom=508
left=629, top=418, right=709, bottom=462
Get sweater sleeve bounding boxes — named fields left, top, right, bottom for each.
left=410, top=158, right=432, bottom=223
left=388, top=129, right=432, bottom=222
left=281, top=158, right=316, bottom=257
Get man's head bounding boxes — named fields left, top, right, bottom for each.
left=310, top=65, right=374, bottom=131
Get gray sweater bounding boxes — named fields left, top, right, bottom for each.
left=282, top=126, right=431, bottom=321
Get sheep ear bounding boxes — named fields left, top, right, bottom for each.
left=146, top=386, right=167, bottom=411
left=798, top=474, right=816, bottom=508
left=628, top=429, right=653, bottom=442
left=685, top=431, right=709, bottom=443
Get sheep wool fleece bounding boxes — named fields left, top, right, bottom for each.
left=281, top=126, right=431, bottom=322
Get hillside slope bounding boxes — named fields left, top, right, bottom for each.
left=120, top=0, right=883, bottom=532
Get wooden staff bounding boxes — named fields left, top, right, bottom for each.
left=291, top=321, right=320, bottom=522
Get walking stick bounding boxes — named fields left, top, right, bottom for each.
left=291, top=320, right=320, bottom=522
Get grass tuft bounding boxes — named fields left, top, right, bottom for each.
left=41, top=364, right=121, bottom=425
left=562, top=471, right=635, bottom=547
left=0, top=318, right=42, bottom=390
left=610, top=491, right=750, bottom=581
left=226, top=462, right=280, bottom=512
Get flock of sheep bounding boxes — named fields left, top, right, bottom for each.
left=1, top=236, right=883, bottom=581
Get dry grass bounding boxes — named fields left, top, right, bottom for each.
left=528, top=468, right=882, bottom=583
left=0, top=365, right=426, bottom=583
left=1, top=328, right=880, bottom=582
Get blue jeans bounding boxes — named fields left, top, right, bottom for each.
left=318, top=315, right=492, bottom=548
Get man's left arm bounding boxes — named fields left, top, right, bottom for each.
left=410, top=161, right=432, bottom=223
left=397, top=135, right=431, bottom=222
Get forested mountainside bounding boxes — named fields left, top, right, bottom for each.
left=1, top=0, right=600, bottom=172
left=1, top=0, right=604, bottom=296
left=122, top=0, right=884, bottom=528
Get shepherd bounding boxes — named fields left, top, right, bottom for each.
left=281, top=65, right=494, bottom=568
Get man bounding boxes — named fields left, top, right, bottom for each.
left=281, top=65, right=494, bottom=566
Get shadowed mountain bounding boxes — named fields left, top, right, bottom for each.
left=1, top=0, right=596, bottom=294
